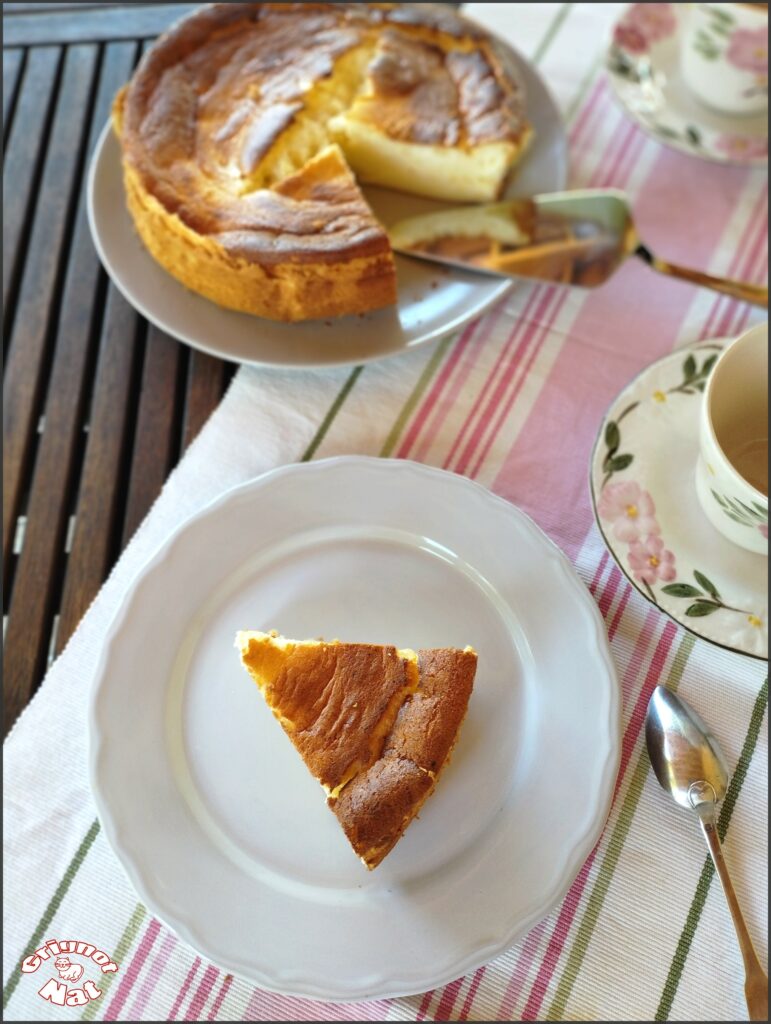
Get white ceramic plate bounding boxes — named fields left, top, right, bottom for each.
left=90, top=458, right=620, bottom=1001
left=591, top=341, right=768, bottom=661
left=86, top=37, right=567, bottom=369
left=606, top=4, right=767, bottom=167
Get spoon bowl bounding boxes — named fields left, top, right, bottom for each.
left=645, top=685, right=729, bottom=813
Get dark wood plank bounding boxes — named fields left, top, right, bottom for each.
left=2, top=45, right=61, bottom=323
left=2, top=49, right=24, bottom=141
left=5, top=3, right=139, bottom=11
left=55, top=285, right=143, bottom=653
left=2, top=45, right=98, bottom=607
left=3, top=43, right=136, bottom=733
left=182, top=350, right=229, bottom=452
left=121, top=324, right=184, bottom=547
left=4, top=4, right=198, bottom=45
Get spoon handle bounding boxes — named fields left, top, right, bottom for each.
left=636, top=247, right=768, bottom=308
left=699, top=816, right=769, bottom=1021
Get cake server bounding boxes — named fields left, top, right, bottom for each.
left=389, top=189, right=768, bottom=308
left=645, top=685, right=769, bottom=1021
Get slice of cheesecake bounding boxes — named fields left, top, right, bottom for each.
left=329, top=28, right=532, bottom=203
left=236, top=630, right=477, bottom=868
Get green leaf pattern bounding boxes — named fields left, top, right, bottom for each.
left=710, top=489, right=768, bottom=532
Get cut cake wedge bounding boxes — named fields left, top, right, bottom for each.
left=236, top=630, right=477, bottom=869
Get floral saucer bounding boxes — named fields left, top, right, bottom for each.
left=606, top=4, right=768, bottom=166
left=591, top=340, right=768, bottom=660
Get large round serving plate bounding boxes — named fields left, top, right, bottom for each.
left=90, top=457, right=619, bottom=1001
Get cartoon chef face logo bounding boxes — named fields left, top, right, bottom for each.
left=54, top=957, right=84, bottom=983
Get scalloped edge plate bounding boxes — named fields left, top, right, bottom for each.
left=90, top=457, right=620, bottom=1000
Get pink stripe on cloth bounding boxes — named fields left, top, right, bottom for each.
left=588, top=551, right=610, bottom=595
left=714, top=190, right=769, bottom=338
left=242, top=988, right=391, bottom=1022
left=433, top=976, right=466, bottom=1021
left=596, top=566, right=623, bottom=620
left=396, top=316, right=486, bottom=461
left=495, top=921, right=548, bottom=1020
left=607, top=583, right=634, bottom=641
left=457, top=966, right=486, bottom=1021
left=568, top=77, right=610, bottom=151
left=404, top=299, right=510, bottom=464
left=128, top=931, right=178, bottom=1021
left=415, top=988, right=435, bottom=1021
left=448, top=286, right=553, bottom=474
left=700, top=185, right=767, bottom=339
left=519, top=619, right=678, bottom=1020
left=442, top=287, right=544, bottom=470
left=492, top=145, right=752, bottom=561
left=184, top=964, right=219, bottom=1021
left=207, top=975, right=233, bottom=1021
left=468, top=291, right=570, bottom=479
left=167, top=958, right=200, bottom=1022
left=102, top=918, right=161, bottom=1021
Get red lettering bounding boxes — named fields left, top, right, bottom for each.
left=20, top=955, right=40, bottom=974
left=83, top=980, right=102, bottom=1000
left=38, top=979, right=67, bottom=1005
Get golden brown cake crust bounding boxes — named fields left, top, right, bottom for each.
left=361, top=29, right=526, bottom=147
left=240, top=637, right=416, bottom=793
left=329, top=756, right=433, bottom=865
left=330, top=647, right=477, bottom=867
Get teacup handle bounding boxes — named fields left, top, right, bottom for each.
left=636, top=245, right=768, bottom=308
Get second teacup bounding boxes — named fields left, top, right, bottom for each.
left=681, top=3, right=769, bottom=116
left=695, top=322, right=769, bottom=554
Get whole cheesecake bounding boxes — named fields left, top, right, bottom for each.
left=114, top=3, right=532, bottom=322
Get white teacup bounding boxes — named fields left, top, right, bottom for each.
left=681, top=3, right=768, bottom=116
left=696, top=323, right=768, bottom=554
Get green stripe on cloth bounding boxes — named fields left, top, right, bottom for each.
left=532, top=2, right=574, bottom=63
left=300, top=366, right=364, bottom=462
left=3, top=819, right=101, bottom=1009
left=379, top=335, right=454, bottom=458
left=655, top=678, right=768, bottom=1022
left=81, top=903, right=147, bottom=1021
left=546, top=635, right=695, bottom=1020
left=564, top=52, right=603, bottom=122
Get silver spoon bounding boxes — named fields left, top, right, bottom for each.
left=388, top=189, right=768, bottom=308
left=646, top=686, right=768, bottom=1021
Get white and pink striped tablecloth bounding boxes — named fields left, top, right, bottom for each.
left=4, top=4, right=767, bottom=1021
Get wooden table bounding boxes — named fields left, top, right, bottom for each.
left=2, top=3, right=238, bottom=735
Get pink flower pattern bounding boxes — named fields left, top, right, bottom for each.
left=598, top=480, right=660, bottom=542
left=614, top=23, right=649, bottom=55
left=615, top=3, right=677, bottom=53
left=628, top=535, right=678, bottom=585
left=726, top=27, right=768, bottom=75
